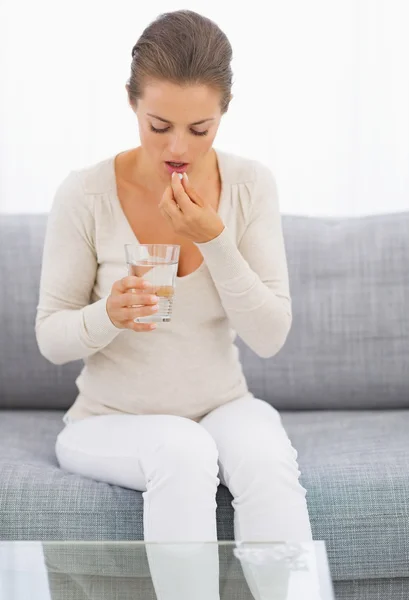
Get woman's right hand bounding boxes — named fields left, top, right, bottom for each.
left=106, top=276, right=159, bottom=332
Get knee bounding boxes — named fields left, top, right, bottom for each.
left=146, top=418, right=219, bottom=478
left=227, top=437, right=302, bottom=491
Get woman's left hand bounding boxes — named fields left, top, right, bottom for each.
left=158, top=172, right=225, bottom=243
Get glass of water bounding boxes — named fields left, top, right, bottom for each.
left=125, top=244, right=180, bottom=323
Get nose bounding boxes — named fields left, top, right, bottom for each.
left=168, top=132, right=188, bottom=159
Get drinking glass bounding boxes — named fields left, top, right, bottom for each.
left=125, top=244, right=180, bottom=323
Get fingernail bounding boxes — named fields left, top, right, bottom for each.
left=183, top=172, right=188, bottom=181
left=177, top=173, right=183, bottom=180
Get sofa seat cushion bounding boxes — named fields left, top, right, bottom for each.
left=0, top=411, right=234, bottom=542
left=282, top=409, right=409, bottom=582
left=1, top=409, right=408, bottom=582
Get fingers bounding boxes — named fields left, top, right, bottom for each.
left=161, top=199, right=182, bottom=221
left=119, top=292, right=159, bottom=308
left=106, top=298, right=159, bottom=329
left=122, top=304, right=159, bottom=321
left=160, top=185, right=182, bottom=215
left=181, top=173, right=205, bottom=207
left=112, top=276, right=152, bottom=295
left=128, top=322, right=157, bottom=332
left=170, top=172, right=192, bottom=211
left=159, top=186, right=183, bottom=228
left=107, top=277, right=160, bottom=332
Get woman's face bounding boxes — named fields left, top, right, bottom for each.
left=132, top=79, right=223, bottom=180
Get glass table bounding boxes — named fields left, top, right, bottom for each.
left=0, top=540, right=334, bottom=599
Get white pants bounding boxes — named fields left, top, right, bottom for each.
left=56, top=395, right=312, bottom=599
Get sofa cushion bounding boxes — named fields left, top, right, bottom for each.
left=238, top=212, right=409, bottom=409
left=0, top=410, right=234, bottom=543
left=0, top=215, right=81, bottom=410
left=1, top=409, right=408, bottom=583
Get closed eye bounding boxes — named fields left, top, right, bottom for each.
left=150, top=125, right=209, bottom=137
left=191, top=129, right=209, bottom=137
left=150, top=125, right=169, bottom=134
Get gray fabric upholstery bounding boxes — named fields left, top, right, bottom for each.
left=1, top=409, right=409, bottom=584
left=238, top=212, right=409, bottom=410
left=0, top=215, right=81, bottom=410
left=334, top=578, right=409, bottom=600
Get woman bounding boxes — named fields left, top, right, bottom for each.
left=36, top=9, right=312, bottom=593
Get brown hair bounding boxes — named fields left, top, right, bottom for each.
left=127, top=10, right=233, bottom=113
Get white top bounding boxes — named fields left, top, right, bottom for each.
left=35, top=149, right=292, bottom=423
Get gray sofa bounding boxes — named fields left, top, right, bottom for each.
left=1, top=211, right=408, bottom=600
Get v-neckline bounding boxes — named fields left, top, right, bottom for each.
left=110, top=148, right=227, bottom=282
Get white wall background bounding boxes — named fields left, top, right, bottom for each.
left=0, top=0, right=408, bottom=216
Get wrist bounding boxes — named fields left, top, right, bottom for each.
left=200, top=223, right=225, bottom=243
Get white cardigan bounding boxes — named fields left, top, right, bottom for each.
left=35, top=148, right=291, bottom=423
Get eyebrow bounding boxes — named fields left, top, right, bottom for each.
left=147, top=113, right=215, bottom=126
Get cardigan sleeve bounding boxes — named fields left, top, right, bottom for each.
left=35, top=171, right=121, bottom=365
left=195, top=162, right=291, bottom=358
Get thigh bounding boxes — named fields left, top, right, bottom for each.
left=56, top=413, right=208, bottom=492
left=200, top=396, right=298, bottom=486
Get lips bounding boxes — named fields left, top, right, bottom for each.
left=165, top=161, right=189, bottom=174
